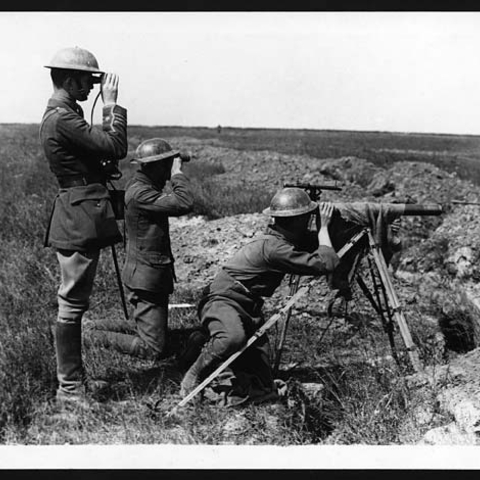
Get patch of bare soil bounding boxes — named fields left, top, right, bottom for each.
left=169, top=138, right=480, bottom=444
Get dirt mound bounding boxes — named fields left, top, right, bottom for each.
left=171, top=213, right=268, bottom=294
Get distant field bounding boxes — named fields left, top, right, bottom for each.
left=129, top=125, right=480, bottom=183
left=4, top=122, right=480, bottom=176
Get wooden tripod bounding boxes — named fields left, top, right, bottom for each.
left=361, top=228, right=421, bottom=371
left=273, top=228, right=421, bottom=373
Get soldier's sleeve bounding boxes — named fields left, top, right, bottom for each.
left=265, top=238, right=339, bottom=276
left=56, top=105, right=128, bottom=160
left=134, top=173, right=194, bottom=216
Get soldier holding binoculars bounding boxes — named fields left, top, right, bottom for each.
left=40, top=46, right=128, bottom=409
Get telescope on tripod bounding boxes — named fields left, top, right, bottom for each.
left=274, top=183, right=444, bottom=374
left=171, top=183, right=445, bottom=413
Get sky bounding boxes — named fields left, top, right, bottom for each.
left=2, top=12, right=480, bottom=135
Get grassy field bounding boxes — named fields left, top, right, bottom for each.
left=0, top=123, right=476, bottom=445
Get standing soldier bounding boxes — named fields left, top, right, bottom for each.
left=91, top=139, right=194, bottom=361
left=40, top=46, right=128, bottom=407
left=180, top=188, right=340, bottom=407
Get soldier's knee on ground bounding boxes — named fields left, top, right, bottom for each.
left=209, top=332, right=245, bottom=359
left=204, top=314, right=247, bottom=358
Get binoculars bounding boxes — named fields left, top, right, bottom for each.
left=91, top=74, right=104, bottom=84
left=178, top=151, right=192, bottom=162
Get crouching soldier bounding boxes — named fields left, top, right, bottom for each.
left=40, top=46, right=128, bottom=407
left=91, top=138, right=194, bottom=360
left=180, top=187, right=340, bottom=407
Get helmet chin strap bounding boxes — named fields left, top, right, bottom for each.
left=70, top=74, right=101, bottom=124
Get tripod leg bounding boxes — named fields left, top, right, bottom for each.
left=366, top=230, right=421, bottom=372
left=111, top=245, right=129, bottom=321
left=366, top=261, right=401, bottom=363
left=273, top=274, right=300, bottom=374
left=356, top=274, right=382, bottom=317
left=357, top=272, right=400, bottom=366
left=366, top=255, right=399, bottom=351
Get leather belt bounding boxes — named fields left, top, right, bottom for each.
left=57, top=175, right=103, bottom=188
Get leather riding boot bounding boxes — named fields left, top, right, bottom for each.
left=180, top=347, right=222, bottom=397
left=55, top=320, right=84, bottom=395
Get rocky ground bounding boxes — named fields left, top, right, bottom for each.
left=168, top=138, right=480, bottom=444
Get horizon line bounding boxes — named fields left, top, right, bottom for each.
left=1, top=122, right=480, bottom=139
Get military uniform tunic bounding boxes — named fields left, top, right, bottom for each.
left=122, top=170, right=194, bottom=294
left=40, top=90, right=128, bottom=250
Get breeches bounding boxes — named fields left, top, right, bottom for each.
left=57, top=248, right=100, bottom=322
left=127, top=288, right=169, bottom=355
left=200, top=298, right=273, bottom=387
left=201, top=301, right=254, bottom=358
left=54, top=248, right=100, bottom=393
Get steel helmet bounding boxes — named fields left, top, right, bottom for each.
left=131, top=138, right=180, bottom=164
left=44, top=46, right=103, bottom=74
left=263, top=187, right=318, bottom=217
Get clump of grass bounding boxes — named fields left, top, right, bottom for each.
left=191, top=181, right=273, bottom=219
left=183, top=159, right=226, bottom=181
left=279, top=378, right=335, bottom=444
left=318, top=362, right=412, bottom=444
left=0, top=160, right=59, bottom=439
left=0, top=314, right=56, bottom=440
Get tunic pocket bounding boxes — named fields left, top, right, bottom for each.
left=67, top=184, right=122, bottom=248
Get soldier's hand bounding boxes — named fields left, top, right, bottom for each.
left=319, top=202, right=334, bottom=228
left=171, top=157, right=183, bottom=176
left=390, top=218, right=401, bottom=235
left=101, top=73, right=119, bottom=105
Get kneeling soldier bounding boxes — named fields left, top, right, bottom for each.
left=180, top=187, right=339, bottom=407
left=92, top=138, right=194, bottom=360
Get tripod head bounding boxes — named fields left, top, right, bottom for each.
left=283, top=182, right=342, bottom=201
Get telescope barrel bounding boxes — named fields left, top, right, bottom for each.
left=399, top=204, right=444, bottom=216
left=332, top=203, right=444, bottom=216
left=284, top=183, right=342, bottom=191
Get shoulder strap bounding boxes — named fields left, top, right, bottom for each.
left=39, top=106, right=70, bottom=139
left=39, top=107, right=58, bottom=140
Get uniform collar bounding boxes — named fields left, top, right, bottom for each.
left=48, top=90, right=83, bottom=116
left=268, top=224, right=304, bottom=245
left=133, top=170, right=166, bottom=190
